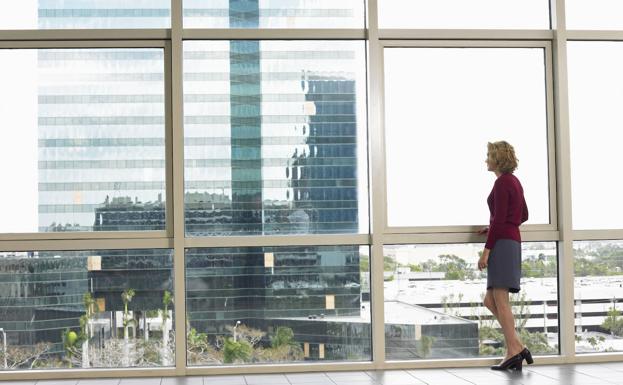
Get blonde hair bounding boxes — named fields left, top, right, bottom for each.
left=487, top=141, right=518, bottom=173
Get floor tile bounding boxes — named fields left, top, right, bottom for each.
left=7, top=363, right=623, bottom=385
left=325, top=372, right=371, bottom=381
left=119, top=379, right=161, bottom=385
left=365, top=370, right=425, bottom=385
left=285, top=373, right=332, bottom=384
left=161, top=377, right=203, bottom=385
left=78, top=380, right=121, bottom=385
left=202, top=375, right=245, bottom=385
left=0, top=382, right=38, bottom=385
left=330, top=380, right=377, bottom=385
left=244, top=374, right=289, bottom=385
left=596, top=362, right=623, bottom=372
left=405, top=370, right=474, bottom=384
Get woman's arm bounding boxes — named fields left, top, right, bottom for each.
left=485, top=181, right=510, bottom=250
left=521, top=196, right=529, bottom=224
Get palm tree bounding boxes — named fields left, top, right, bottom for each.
left=161, top=290, right=173, bottom=365
left=121, top=288, right=136, bottom=366
left=121, top=289, right=136, bottom=339
left=81, top=293, right=98, bottom=368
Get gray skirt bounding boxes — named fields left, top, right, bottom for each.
left=487, top=239, right=522, bottom=293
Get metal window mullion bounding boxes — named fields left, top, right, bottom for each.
left=165, top=40, right=174, bottom=239
left=384, top=224, right=557, bottom=234
left=0, top=29, right=170, bottom=41
left=552, top=0, right=576, bottom=362
left=0, top=238, right=172, bottom=252
left=186, top=361, right=375, bottom=375
left=384, top=355, right=571, bottom=369
left=0, top=40, right=167, bottom=49
left=0, top=368, right=176, bottom=382
left=545, top=42, right=560, bottom=233
left=380, top=39, right=551, bottom=48
left=378, top=29, right=554, bottom=41
left=0, top=231, right=168, bottom=241
left=182, top=28, right=365, bottom=40
left=380, top=231, right=560, bottom=246
left=366, top=0, right=387, bottom=368
left=171, top=0, right=187, bottom=375
left=567, top=30, right=623, bottom=41
left=184, top=234, right=370, bottom=249
left=573, top=230, right=623, bottom=241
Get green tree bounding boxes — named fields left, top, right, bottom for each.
left=575, top=257, right=612, bottom=277
left=359, top=258, right=369, bottom=272
left=477, top=291, right=556, bottom=355
left=121, top=288, right=136, bottom=367
left=409, top=263, right=423, bottom=272
left=417, top=335, right=436, bottom=358
left=271, top=327, right=297, bottom=349
left=80, top=293, right=98, bottom=368
left=434, top=254, right=475, bottom=280
left=161, top=290, right=173, bottom=365
left=121, top=288, right=136, bottom=339
left=223, top=337, right=252, bottom=363
left=384, top=256, right=396, bottom=272
left=602, top=307, right=623, bottom=336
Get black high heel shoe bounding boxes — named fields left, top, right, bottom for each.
left=521, top=347, right=534, bottom=365
left=491, top=348, right=534, bottom=371
left=491, top=352, right=524, bottom=371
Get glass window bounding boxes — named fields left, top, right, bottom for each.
left=0, top=1, right=170, bottom=29
left=184, top=41, right=368, bottom=236
left=574, top=240, right=623, bottom=354
left=384, top=48, right=550, bottom=228
left=383, top=242, right=558, bottom=360
left=566, top=0, right=623, bottom=30
left=0, top=249, right=174, bottom=370
left=378, top=0, right=549, bottom=29
left=183, top=0, right=364, bottom=28
left=568, top=42, right=623, bottom=230
left=185, top=245, right=371, bottom=365
left=0, top=49, right=166, bottom=233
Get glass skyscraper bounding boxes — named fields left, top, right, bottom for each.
left=0, top=0, right=368, bottom=366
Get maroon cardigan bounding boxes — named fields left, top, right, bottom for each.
left=485, top=173, right=529, bottom=250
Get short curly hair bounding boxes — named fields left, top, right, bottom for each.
left=487, top=141, right=518, bottom=173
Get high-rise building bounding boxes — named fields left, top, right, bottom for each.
left=0, top=0, right=367, bottom=363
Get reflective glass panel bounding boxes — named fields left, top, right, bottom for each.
left=568, top=42, right=623, bottom=230
left=384, top=48, right=550, bottom=227
left=183, top=0, right=364, bottom=28
left=0, top=1, right=170, bottom=29
left=378, top=0, right=549, bottom=29
left=184, top=41, right=368, bottom=236
left=567, top=0, right=623, bottom=30
left=0, top=49, right=166, bottom=233
left=185, top=246, right=371, bottom=365
left=574, top=240, right=623, bottom=354
left=0, top=249, right=174, bottom=370
left=383, top=243, right=558, bottom=360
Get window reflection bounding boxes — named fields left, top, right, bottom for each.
left=184, top=41, right=368, bottom=236
left=0, top=249, right=174, bottom=369
left=185, top=246, right=370, bottom=365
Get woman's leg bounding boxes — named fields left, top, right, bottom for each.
left=492, top=288, right=524, bottom=359
left=483, top=289, right=498, bottom=319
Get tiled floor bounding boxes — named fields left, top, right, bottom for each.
left=3, top=363, right=623, bottom=385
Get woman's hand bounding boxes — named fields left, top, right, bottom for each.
left=478, top=248, right=491, bottom=271
left=477, top=226, right=489, bottom=235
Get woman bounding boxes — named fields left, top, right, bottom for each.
left=477, top=141, right=533, bottom=371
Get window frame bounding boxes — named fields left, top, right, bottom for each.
left=1, top=0, right=623, bottom=380
left=378, top=40, right=558, bottom=236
